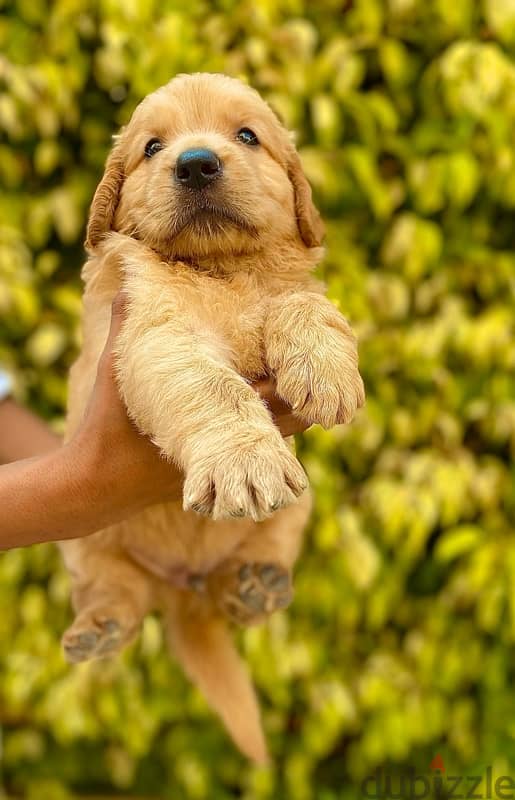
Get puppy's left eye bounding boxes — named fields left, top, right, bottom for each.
left=144, top=138, right=164, bottom=158
left=236, top=128, right=259, bottom=146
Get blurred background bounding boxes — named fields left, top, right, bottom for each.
left=1, top=0, right=515, bottom=798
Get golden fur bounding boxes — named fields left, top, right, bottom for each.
left=61, top=73, right=365, bottom=762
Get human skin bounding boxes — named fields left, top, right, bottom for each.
left=0, top=399, right=61, bottom=462
left=0, top=296, right=308, bottom=550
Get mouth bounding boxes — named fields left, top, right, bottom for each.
left=170, top=196, right=259, bottom=240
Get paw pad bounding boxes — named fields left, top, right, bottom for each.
left=63, top=618, right=123, bottom=663
left=220, top=562, right=293, bottom=625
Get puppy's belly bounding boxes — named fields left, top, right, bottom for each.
left=118, top=502, right=255, bottom=581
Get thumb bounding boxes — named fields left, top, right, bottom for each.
left=104, top=291, right=128, bottom=350
left=94, top=291, right=128, bottom=384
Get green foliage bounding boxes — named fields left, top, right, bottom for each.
left=1, top=0, right=515, bottom=797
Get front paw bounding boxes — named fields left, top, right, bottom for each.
left=273, top=330, right=365, bottom=429
left=183, top=434, right=307, bottom=522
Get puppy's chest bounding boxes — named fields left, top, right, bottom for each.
left=197, top=281, right=273, bottom=378
left=213, top=294, right=269, bottom=378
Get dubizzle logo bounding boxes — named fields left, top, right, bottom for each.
left=360, top=755, right=515, bottom=799
left=429, top=754, right=445, bottom=772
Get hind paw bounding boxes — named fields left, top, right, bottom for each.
left=62, top=615, right=132, bottom=663
left=209, top=561, right=293, bottom=626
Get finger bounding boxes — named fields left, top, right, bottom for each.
left=253, top=377, right=294, bottom=417
left=276, top=413, right=312, bottom=438
left=104, top=291, right=129, bottom=351
left=95, top=292, right=128, bottom=386
left=267, top=394, right=295, bottom=417
left=252, top=376, right=275, bottom=397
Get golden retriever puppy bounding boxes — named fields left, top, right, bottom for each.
left=61, top=73, right=364, bottom=762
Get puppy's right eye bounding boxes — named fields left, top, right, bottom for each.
left=145, top=138, right=163, bottom=158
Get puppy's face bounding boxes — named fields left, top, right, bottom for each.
left=87, top=73, right=323, bottom=260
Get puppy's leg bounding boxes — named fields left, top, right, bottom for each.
left=264, top=292, right=365, bottom=429
left=115, top=283, right=307, bottom=522
left=62, top=546, right=153, bottom=663
left=203, top=488, right=311, bottom=626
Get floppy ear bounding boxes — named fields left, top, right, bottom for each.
left=85, top=135, right=126, bottom=251
left=287, top=148, right=325, bottom=248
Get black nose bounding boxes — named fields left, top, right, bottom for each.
left=175, top=148, right=222, bottom=189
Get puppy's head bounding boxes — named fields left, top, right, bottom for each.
left=86, top=73, right=324, bottom=259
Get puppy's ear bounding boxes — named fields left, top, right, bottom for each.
left=287, top=148, right=325, bottom=248
left=85, top=134, right=126, bottom=251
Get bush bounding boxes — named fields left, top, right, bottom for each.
left=1, top=0, right=515, bottom=797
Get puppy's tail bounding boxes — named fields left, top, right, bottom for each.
left=164, top=593, right=268, bottom=764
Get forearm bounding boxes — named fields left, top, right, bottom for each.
left=0, top=399, right=60, bottom=464
left=118, top=328, right=275, bottom=465
left=0, top=436, right=173, bottom=550
left=264, top=292, right=364, bottom=429
left=0, top=444, right=95, bottom=548
left=265, top=291, right=356, bottom=343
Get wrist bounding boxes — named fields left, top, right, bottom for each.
left=66, top=427, right=151, bottom=526
left=64, top=430, right=123, bottom=515
left=56, top=437, right=105, bottom=535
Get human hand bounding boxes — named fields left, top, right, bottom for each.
left=252, top=376, right=312, bottom=438
left=0, top=296, right=310, bottom=550
left=72, top=294, right=310, bottom=514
